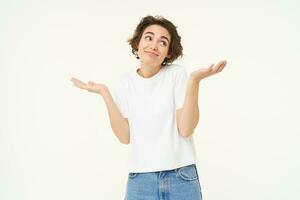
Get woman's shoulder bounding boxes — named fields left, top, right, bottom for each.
left=165, top=63, right=187, bottom=75
left=118, top=69, right=135, bottom=81
left=115, top=70, right=134, bottom=89
left=166, top=63, right=185, bottom=70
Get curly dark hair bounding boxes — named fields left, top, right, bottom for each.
left=128, top=15, right=183, bottom=67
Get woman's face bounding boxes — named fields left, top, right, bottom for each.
left=137, top=24, right=171, bottom=68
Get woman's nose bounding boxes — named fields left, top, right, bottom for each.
left=149, top=41, right=158, bottom=50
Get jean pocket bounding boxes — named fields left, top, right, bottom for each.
left=128, top=172, right=138, bottom=179
left=177, top=164, right=198, bottom=181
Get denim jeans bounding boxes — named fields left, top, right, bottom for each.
left=124, top=164, right=202, bottom=200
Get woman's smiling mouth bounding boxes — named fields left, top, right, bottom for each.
left=145, top=50, right=159, bottom=56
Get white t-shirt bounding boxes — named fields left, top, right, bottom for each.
left=114, top=64, right=198, bottom=173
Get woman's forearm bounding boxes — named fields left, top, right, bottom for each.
left=101, top=90, right=130, bottom=144
left=179, top=78, right=200, bottom=137
left=178, top=60, right=226, bottom=137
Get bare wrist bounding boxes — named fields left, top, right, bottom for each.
left=100, top=89, right=110, bottom=97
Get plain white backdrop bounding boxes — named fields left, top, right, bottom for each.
left=1, top=0, right=299, bottom=199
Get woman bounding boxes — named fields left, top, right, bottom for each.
left=71, top=15, right=226, bottom=200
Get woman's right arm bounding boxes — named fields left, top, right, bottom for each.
left=70, top=77, right=130, bottom=144
left=101, top=90, right=130, bottom=144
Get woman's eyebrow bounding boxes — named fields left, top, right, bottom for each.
left=144, top=32, right=170, bottom=43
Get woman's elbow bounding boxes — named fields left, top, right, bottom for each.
left=119, top=132, right=130, bottom=144
left=120, top=138, right=130, bottom=144
left=178, top=128, right=194, bottom=138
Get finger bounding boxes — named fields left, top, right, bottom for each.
left=210, top=63, right=221, bottom=74
left=71, top=77, right=85, bottom=83
left=73, top=79, right=87, bottom=87
left=88, top=81, right=95, bottom=85
left=70, top=77, right=79, bottom=83
left=214, top=60, right=227, bottom=73
left=75, top=79, right=85, bottom=85
left=218, top=62, right=226, bottom=72
left=219, top=60, right=227, bottom=68
left=72, top=80, right=88, bottom=90
left=217, top=60, right=227, bottom=72
left=73, top=83, right=87, bottom=90
left=71, top=77, right=81, bottom=84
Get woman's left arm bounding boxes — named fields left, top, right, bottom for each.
left=177, top=60, right=227, bottom=137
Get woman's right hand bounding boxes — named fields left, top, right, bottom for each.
left=70, top=77, right=109, bottom=95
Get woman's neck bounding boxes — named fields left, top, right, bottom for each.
left=137, top=64, right=161, bottom=78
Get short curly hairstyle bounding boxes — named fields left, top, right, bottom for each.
left=128, top=15, right=183, bottom=67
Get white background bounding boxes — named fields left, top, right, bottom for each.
left=1, top=0, right=299, bottom=199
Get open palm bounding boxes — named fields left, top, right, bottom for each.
left=190, top=60, right=227, bottom=82
left=70, top=77, right=108, bottom=95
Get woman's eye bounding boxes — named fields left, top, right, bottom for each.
left=161, top=41, right=167, bottom=46
left=145, top=36, right=151, bottom=40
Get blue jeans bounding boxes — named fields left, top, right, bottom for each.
left=124, top=164, right=202, bottom=200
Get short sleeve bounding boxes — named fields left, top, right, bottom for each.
left=174, top=67, right=188, bottom=110
left=114, top=78, right=129, bottom=118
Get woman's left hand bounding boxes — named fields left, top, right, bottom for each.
left=190, top=60, right=227, bottom=83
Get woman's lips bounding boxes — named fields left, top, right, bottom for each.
left=145, top=51, right=159, bottom=56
